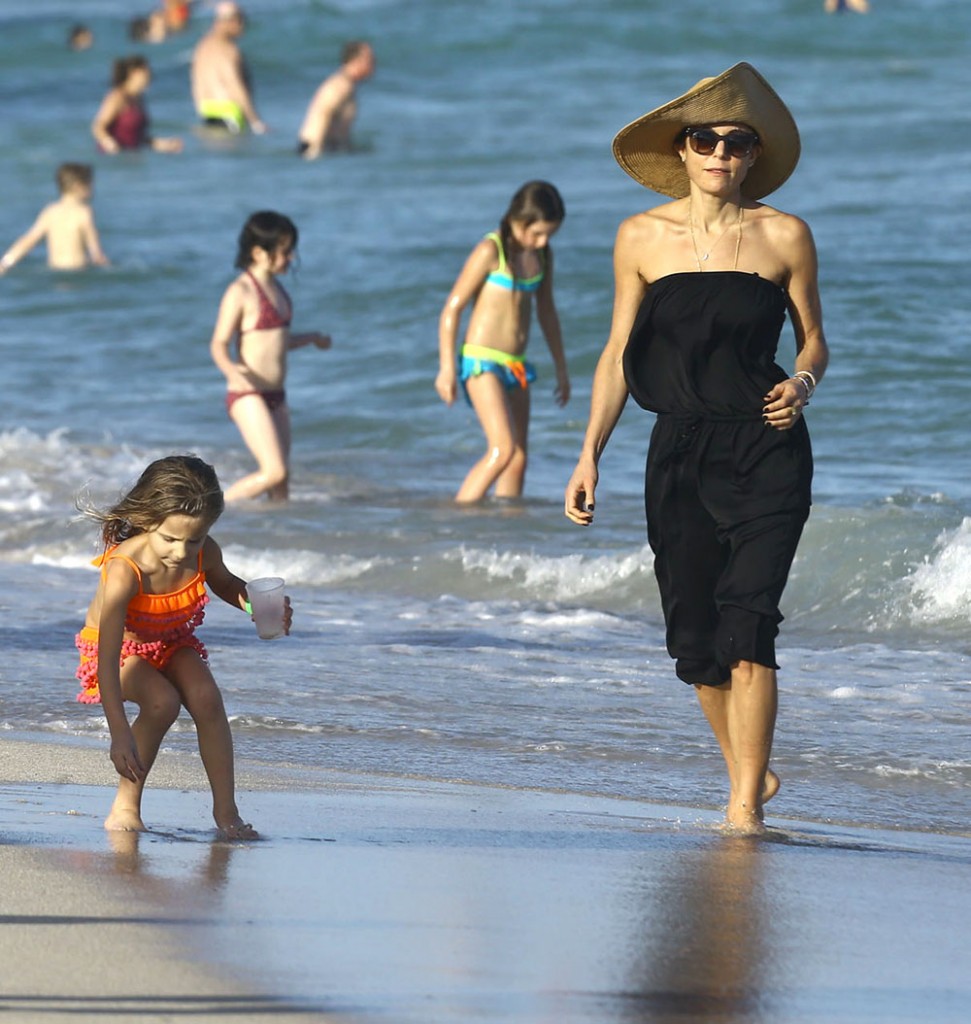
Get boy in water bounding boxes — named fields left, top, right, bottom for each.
left=0, top=163, right=109, bottom=274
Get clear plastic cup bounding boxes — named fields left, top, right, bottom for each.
left=246, top=577, right=286, bottom=640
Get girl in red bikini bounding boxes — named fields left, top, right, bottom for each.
left=75, top=455, right=291, bottom=838
left=210, top=211, right=331, bottom=502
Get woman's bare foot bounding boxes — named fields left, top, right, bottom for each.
left=215, top=816, right=259, bottom=841
left=105, top=807, right=146, bottom=832
left=723, top=802, right=768, bottom=836
left=763, top=769, right=781, bottom=804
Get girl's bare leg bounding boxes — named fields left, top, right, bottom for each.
left=267, top=402, right=291, bottom=501
left=455, top=373, right=521, bottom=503
left=105, top=659, right=182, bottom=832
left=494, top=385, right=530, bottom=498
left=166, top=648, right=257, bottom=839
left=225, top=395, right=289, bottom=502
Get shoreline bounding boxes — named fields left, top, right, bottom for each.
left=3, top=738, right=971, bottom=1023
left=3, top=731, right=969, bottom=841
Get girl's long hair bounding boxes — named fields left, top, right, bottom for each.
left=235, top=211, right=299, bottom=269
left=497, top=180, right=565, bottom=282
left=82, top=455, right=224, bottom=548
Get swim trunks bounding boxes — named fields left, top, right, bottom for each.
left=75, top=549, right=209, bottom=704
left=623, top=271, right=813, bottom=687
left=225, top=388, right=286, bottom=416
left=198, top=99, right=246, bottom=133
left=459, top=343, right=536, bottom=402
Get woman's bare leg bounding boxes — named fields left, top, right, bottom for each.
left=695, top=682, right=738, bottom=794
left=725, top=660, right=778, bottom=833
left=695, top=667, right=780, bottom=834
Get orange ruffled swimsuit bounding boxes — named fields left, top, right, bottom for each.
left=75, top=548, right=209, bottom=704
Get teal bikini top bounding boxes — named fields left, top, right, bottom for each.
left=484, top=231, right=545, bottom=293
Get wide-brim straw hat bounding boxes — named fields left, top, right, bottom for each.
left=612, top=62, right=800, bottom=200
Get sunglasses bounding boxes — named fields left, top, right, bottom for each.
left=684, top=127, right=759, bottom=159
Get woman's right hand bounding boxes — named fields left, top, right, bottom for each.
left=435, top=368, right=457, bottom=406
left=565, top=456, right=598, bottom=525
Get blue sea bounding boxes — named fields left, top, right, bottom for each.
left=2, top=0, right=971, bottom=837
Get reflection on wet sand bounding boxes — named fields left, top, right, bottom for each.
left=106, top=829, right=239, bottom=894
left=619, top=836, right=775, bottom=1023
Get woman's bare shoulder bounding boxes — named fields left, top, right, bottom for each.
left=750, top=202, right=813, bottom=243
left=617, top=199, right=685, bottom=242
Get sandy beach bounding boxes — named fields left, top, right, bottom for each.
left=1, top=738, right=970, bottom=1023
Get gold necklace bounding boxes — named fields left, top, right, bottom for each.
left=689, top=205, right=744, bottom=272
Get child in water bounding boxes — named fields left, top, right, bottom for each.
left=75, top=455, right=290, bottom=838
left=0, top=163, right=109, bottom=274
left=436, top=180, right=570, bottom=503
left=210, top=211, right=332, bottom=502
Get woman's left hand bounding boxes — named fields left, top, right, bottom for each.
left=762, top=378, right=808, bottom=431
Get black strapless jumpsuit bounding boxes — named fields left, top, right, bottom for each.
left=623, top=272, right=813, bottom=686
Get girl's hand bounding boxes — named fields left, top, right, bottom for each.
left=565, top=457, right=598, bottom=525
left=762, top=378, right=808, bottom=431
left=110, top=732, right=145, bottom=783
left=555, top=371, right=571, bottom=407
left=435, top=368, right=457, bottom=406
left=227, top=366, right=256, bottom=391
left=311, top=333, right=332, bottom=350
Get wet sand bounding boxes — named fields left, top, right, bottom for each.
left=2, top=737, right=970, bottom=1023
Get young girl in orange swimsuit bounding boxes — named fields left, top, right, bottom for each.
left=436, top=181, right=571, bottom=503
left=210, top=211, right=332, bottom=502
left=75, top=455, right=292, bottom=838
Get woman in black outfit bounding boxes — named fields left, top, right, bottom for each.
left=565, top=63, right=829, bottom=833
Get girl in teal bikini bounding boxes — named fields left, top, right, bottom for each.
left=436, top=181, right=570, bottom=503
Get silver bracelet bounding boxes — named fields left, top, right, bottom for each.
left=792, top=370, right=816, bottom=401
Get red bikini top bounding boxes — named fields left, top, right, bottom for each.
left=245, top=271, right=292, bottom=331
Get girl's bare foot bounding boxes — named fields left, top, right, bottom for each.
left=215, top=816, right=259, bottom=841
left=104, top=807, right=146, bottom=832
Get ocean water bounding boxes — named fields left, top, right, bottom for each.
left=2, top=0, right=971, bottom=835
